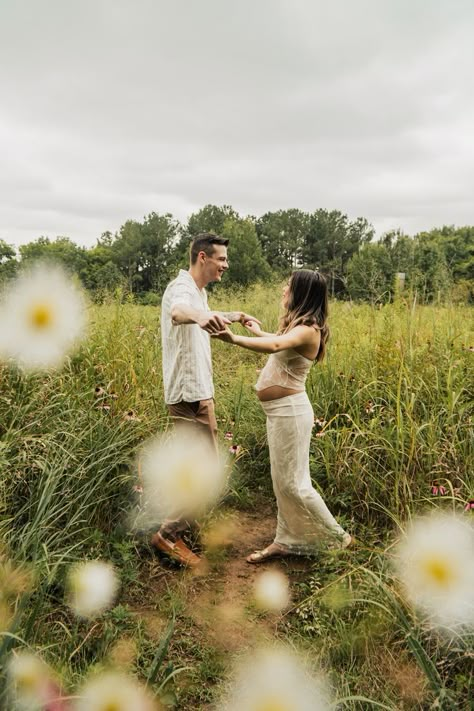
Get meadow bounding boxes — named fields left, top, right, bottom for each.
left=0, top=283, right=473, bottom=709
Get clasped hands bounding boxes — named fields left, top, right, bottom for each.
left=198, top=311, right=261, bottom=341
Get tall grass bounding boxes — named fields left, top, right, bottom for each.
left=0, top=285, right=472, bottom=708
left=212, top=289, right=473, bottom=523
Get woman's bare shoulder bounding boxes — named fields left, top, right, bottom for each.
left=288, top=323, right=320, bottom=339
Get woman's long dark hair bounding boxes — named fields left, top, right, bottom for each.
left=278, top=270, right=329, bottom=362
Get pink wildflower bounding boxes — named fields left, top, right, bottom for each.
left=431, top=481, right=447, bottom=496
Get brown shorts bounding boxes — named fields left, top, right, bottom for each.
left=162, top=398, right=218, bottom=540
left=167, top=398, right=218, bottom=447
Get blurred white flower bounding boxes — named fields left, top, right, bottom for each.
left=8, top=651, right=45, bottom=709
left=202, top=516, right=238, bottom=551
left=0, top=263, right=86, bottom=370
left=253, top=570, right=290, bottom=613
left=221, top=646, right=330, bottom=711
left=67, top=561, right=119, bottom=619
left=8, top=651, right=63, bottom=710
left=75, top=671, right=157, bottom=711
left=395, top=513, right=474, bottom=629
left=139, top=431, right=228, bottom=523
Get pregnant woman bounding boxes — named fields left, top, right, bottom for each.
left=216, top=270, right=351, bottom=562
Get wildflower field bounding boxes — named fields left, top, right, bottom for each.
left=0, top=280, right=473, bottom=709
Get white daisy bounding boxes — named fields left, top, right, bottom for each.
left=138, top=431, right=228, bottom=524
left=253, top=570, right=290, bottom=613
left=0, top=263, right=86, bottom=370
left=395, top=513, right=474, bottom=629
left=221, top=646, right=330, bottom=711
left=74, top=671, right=157, bottom=711
left=8, top=651, right=59, bottom=710
left=67, top=560, right=119, bottom=619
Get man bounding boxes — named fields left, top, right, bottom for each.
left=151, top=232, right=259, bottom=566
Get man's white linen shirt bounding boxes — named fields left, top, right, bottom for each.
left=161, top=270, right=214, bottom=405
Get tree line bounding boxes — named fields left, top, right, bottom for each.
left=1, top=205, right=473, bottom=303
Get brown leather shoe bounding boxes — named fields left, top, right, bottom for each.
left=151, top=532, right=202, bottom=568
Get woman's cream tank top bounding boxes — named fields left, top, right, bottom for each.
left=255, top=348, right=314, bottom=392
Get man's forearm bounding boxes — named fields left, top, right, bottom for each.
left=219, top=311, right=243, bottom=323
left=171, top=304, right=204, bottom=325
left=173, top=308, right=241, bottom=326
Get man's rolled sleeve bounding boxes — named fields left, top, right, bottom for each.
left=168, top=285, right=196, bottom=312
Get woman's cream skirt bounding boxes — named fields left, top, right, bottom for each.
left=260, top=391, right=347, bottom=554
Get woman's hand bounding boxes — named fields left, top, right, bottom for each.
left=212, top=326, right=236, bottom=343
left=243, top=320, right=263, bottom=336
left=239, top=312, right=261, bottom=326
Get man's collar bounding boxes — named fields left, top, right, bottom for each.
left=179, top=269, right=203, bottom=291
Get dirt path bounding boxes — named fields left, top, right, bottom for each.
left=133, top=508, right=313, bottom=656
left=126, top=508, right=320, bottom=707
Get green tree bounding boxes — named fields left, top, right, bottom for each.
left=412, top=238, right=451, bottom=302
left=346, top=243, right=393, bottom=303
left=302, top=210, right=374, bottom=296
left=110, top=220, right=144, bottom=292
left=19, top=236, right=88, bottom=275
left=111, top=213, right=180, bottom=295
left=187, top=204, right=239, bottom=236
left=0, top=240, right=18, bottom=283
left=79, top=232, right=120, bottom=292
left=222, top=217, right=271, bottom=286
left=415, top=225, right=474, bottom=283
left=256, top=209, right=308, bottom=273
left=382, top=230, right=414, bottom=274
left=139, top=212, right=181, bottom=293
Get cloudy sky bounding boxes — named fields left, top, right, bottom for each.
left=1, top=0, right=474, bottom=249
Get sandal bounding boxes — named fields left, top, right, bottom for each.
left=151, top=531, right=202, bottom=568
left=246, top=544, right=290, bottom=564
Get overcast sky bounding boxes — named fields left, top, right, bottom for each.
left=1, top=0, right=474, bottom=249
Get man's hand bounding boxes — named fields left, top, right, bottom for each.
left=197, top=311, right=231, bottom=334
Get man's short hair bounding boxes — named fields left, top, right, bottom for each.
left=190, top=232, right=229, bottom=265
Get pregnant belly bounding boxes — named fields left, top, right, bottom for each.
left=256, top=385, right=304, bottom=402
